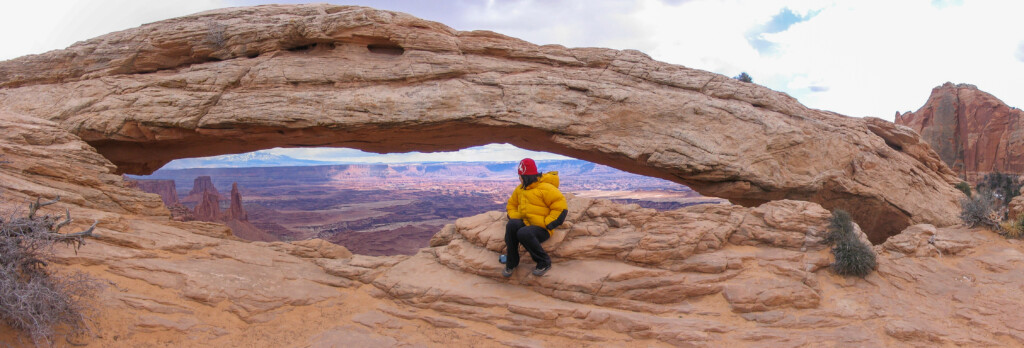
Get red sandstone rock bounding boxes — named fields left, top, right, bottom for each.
left=224, top=220, right=277, bottom=242
left=1010, top=196, right=1024, bottom=221
left=227, top=182, right=248, bottom=221
left=127, top=178, right=179, bottom=206
left=194, top=190, right=221, bottom=221
left=257, top=239, right=353, bottom=259
left=896, top=82, right=1024, bottom=183
left=168, top=203, right=196, bottom=221
left=184, top=176, right=221, bottom=203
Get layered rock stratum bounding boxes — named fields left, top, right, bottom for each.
left=896, top=82, right=1024, bottom=183
left=0, top=4, right=962, bottom=241
left=2, top=4, right=1019, bottom=347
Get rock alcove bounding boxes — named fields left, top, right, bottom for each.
left=0, top=4, right=962, bottom=242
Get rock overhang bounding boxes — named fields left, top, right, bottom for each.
left=0, top=4, right=962, bottom=243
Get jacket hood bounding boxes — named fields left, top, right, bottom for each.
left=538, top=171, right=559, bottom=188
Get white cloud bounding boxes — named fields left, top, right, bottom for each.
left=618, top=0, right=1024, bottom=119
left=768, top=1, right=1024, bottom=117
left=267, top=144, right=569, bottom=164
left=451, top=0, right=647, bottom=50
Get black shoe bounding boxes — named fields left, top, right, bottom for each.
left=532, top=265, right=550, bottom=276
left=502, top=267, right=514, bottom=277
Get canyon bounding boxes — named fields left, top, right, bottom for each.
left=129, top=159, right=715, bottom=255
left=896, top=82, right=1024, bottom=183
left=1, top=4, right=1021, bottom=347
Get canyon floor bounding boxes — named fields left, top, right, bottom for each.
left=134, top=160, right=722, bottom=255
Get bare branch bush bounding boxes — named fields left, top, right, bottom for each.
left=960, top=189, right=1000, bottom=229
left=0, top=195, right=102, bottom=346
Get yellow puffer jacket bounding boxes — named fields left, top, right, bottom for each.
left=506, top=172, right=568, bottom=235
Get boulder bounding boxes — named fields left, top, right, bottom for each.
left=1009, top=196, right=1024, bottom=220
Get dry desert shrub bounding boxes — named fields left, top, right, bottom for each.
left=999, top=216, right=1024, bottom=239
left=960, top=190, right=1000, bottom=229
left=0, top=196, right=102, bottom=346
left=826, top=209, right=876, bottom=277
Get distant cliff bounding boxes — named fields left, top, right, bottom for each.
left=129, top=174, right=276, bottom=241
left=896, top=82, right=1024, bottom=183
left=223, top=183, right=276, bottom=241
left=124, top=179, right=179, bottom=206
left=183, top=176, right=222, bottom=203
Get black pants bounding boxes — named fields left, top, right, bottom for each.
left=504, top=219, right=551, bottom=269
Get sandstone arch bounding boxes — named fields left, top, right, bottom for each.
left=0, top=4, right=960, bottom=242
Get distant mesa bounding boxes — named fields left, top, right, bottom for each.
left=124, top=178, right=179, bottom=206
left=194, top=190, right=222, bottom=222
left=128, top=175, right=274, bottom=242
left=184, top=176, right=222, bottom=203
left=131, top=160, right=702, bottom=255
left=896, top=82, right=1024, bottom=183
left=161, top=151, right=340, bottom=169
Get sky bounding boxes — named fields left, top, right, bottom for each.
left=264, top=143, right=571, bottom=164
left=2, top=0, right=1022, bottom=164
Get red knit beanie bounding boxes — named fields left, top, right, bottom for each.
left=517, top=158, right=539, bottom=175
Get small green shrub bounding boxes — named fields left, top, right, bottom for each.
left=733, top=72, right=753, bottom=83
left=976, top=172, right=1021, bottom=208
left=826, top=210, right=876, bottom=277
left=959, top=190, right=999, bottom=229
left=824, top=209, right=855, bottom=245
left=955, top=181, right=972, bottom=197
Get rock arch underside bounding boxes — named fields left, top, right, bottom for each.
left=4, top=5, right=1022, bottom=347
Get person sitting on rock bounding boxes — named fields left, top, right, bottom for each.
left=502, top=158, right=568, bottom=277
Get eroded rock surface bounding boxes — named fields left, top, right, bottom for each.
left=0, top=4, right=962, bottom=241
left=896, top=82, right=1024, bottom=183
left=1, top=107, right=1024, bottom=346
